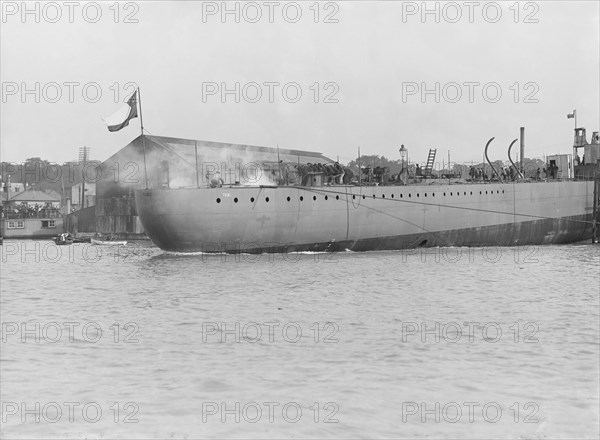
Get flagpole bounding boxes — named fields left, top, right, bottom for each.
left=358, top=146, right=361, bottom=187
left=137, top=87, right=149, bottom=189
left=195, top=140, right=200, bottom=188
left=277, top=144, right=282, bottom=185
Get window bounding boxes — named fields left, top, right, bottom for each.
left=41, top=220, right=56, bottom=228
left=10, top=221, right=25, bottom=229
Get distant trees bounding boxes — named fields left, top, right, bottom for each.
left=345, top=155, right=403, bottom=175
left=24, top=157, right=50, bottom=167
left=1, top=159, right=101, bottom=194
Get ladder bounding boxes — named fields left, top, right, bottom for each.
left=424, top=149, right=436, bottom=176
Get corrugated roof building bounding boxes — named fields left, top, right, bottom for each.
left=9, top=190, right=61, bottom=206
left=89, top=135, right=333, bottom=237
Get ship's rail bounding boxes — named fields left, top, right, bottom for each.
left=162, top=176, right=595, bottom=190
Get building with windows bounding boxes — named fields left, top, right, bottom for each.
left=0, top=190, right=63, bottom=238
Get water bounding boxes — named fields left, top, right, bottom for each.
left=1, top=240, right=598, bottom=439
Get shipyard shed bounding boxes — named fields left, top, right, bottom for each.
left=94, top=134, right=334, bottom=238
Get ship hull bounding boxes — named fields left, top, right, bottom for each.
left=135, top=181, right=594, bottom=252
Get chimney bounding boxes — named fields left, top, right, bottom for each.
left=519, top=127, right=525, bottom=174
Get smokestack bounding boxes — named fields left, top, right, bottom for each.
left=519, top=127, right=525, bottom=174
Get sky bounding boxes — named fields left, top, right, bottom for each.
left=1, top=0, right=599, bottom=166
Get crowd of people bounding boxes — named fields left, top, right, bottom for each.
left=296, top=162, right=354, bottom=185
left=468, top=164, right=560, bottom=182
left=206, top=160, right=565, bottom=188
left=1, top=202, right=62, bottom=219
left=469, top=166, right=521, bottom=181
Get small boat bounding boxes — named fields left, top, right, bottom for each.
left=54, top=233, right=73, bottom=245
left=91, top=237, right=127, bottom=246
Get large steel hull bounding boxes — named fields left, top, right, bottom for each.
left=134, top=181, right=594, bottom=252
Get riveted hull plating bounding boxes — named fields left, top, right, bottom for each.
left=135, top=181, right=594, bottom=253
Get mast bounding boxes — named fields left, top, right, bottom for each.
left=277, top=144, right=282, bottom=184
left=358, top=146, right=361, bottom=187
left=448, top=150, right=451, bottom=185
left=195, top=140, right=200, bottom=188
left=593, top=165, right=599, bottom=244
left=137, top=88, right=149, bottom=189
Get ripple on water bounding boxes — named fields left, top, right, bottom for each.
left=1, top=241, right=598, bottom=438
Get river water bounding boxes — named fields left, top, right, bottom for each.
left=1, top=240, right=598, bottom=439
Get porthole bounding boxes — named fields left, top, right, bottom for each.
left=373, top=194, right=376, bottom=199
left=400, top=194, right=403, bottom=198
left=324, top=196, right=328, bottom=200
left=286, top=196, right=290, bottom=202
left=300, top=196, right=304, bottom=201
left=432, top=193, right=435, bottom=197
left=497, top=190, right=499, bottom=194
left=502, top=190, right=505, bottom=194
left=470, top=191, right=473, bottom=195
left=234, top=197, right=238, bottom=203
left=443, top=192, right=446, bottom=196
left=409, top=194, right=412, bottom=198
left=382, top=194, right=386, bottom=198
left=479, top=191, right=482, bottom=195
left=362, top=195, right=366, bottom=199
left=251, top=197, right=255, bottom=202
left=313, top=196, right=317, bottom=201
left=391, top=194, right=395, bottom=198
left=485, top=191, right=488, bottom=194
left=353, top=195, right=356, bottom=199
left=464, top=192, right=467, bottom=195
left=266, top=197, right=270, bottom=202
left=216, top=198, right=221, bottom=203
left=336, top=195, right=339, bottom=200
left=424, top=193, right=427, bottom=197
left=450, top=192, right=453, bottom=196
left=416, top=193, right=419, bottom=197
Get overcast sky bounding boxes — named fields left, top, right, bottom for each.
left=1, top=1, right=599, bottom=166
